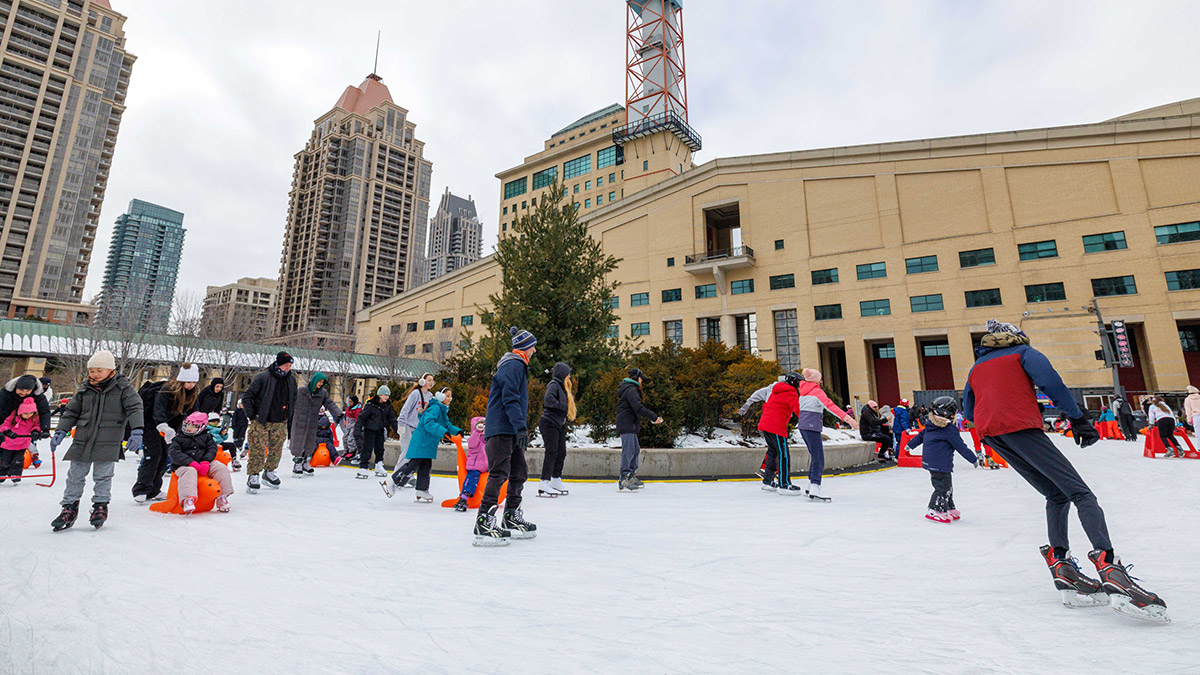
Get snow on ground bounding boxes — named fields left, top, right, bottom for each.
left=536, top=425, right=861, bottom=449
left=2, top=434, right=1197, bottom=674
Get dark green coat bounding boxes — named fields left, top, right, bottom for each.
left=58, top=374, right=144, bottom=463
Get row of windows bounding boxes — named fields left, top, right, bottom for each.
left=408, top=315, right=474, bottom=332
left=401, top=342, right=455, bottom=355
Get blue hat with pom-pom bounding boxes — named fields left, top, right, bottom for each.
left=510, top=326, right=537, bottom=351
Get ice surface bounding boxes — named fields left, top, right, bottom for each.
left=1, top=434, right=1195, bottom=673
left=536, top=425, right=861, bottom=449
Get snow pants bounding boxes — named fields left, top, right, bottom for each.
left=619, top=433, right=641, bottom=478
left=62, top=460, right=115, bottom=505
left=538, top=420, right=567, bottom=481
left=480, top=434, right=527, bottom=511
left=174, top=462, right=233, bottom=500
left=460, top=469, right=481, bottom=498
left=246, top=421, right=286, bottom=475
left=0, top=448, right=25, bottom=480
left=928, top=471, right=955, bottom=511
left=132, top=426, right=169, bottom=499
left=762, top=431, right=791, bottom=487
left=983, top=429, right=1112, bottom=552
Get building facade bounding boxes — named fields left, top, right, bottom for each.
left=358, top=99, right=1200, bottom=405
left=0, top=0, right=134, bottom=324
left=201, top=276, right=276, bottom=341
left=273, top=73, right=432, bottom=351
left=97, top=198, right=184, bottom=334
left=425, top=188, right=481, bottom=283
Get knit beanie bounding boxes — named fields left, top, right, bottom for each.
left=377, top=385, right=391, bottom=397
left=87, top=350, right=115, bottom=370
left=177, top=363, right=200, bottom=383
left=510, top=327, right=537, bottom=352
left=276, top=351, right=294, bottom=366
left=14, top=374, right=37, bottom=391
left=17, top=397, right=37, bottom=415
left=211, top=377, right=224, bottom=386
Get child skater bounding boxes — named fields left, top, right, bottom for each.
left=454, top=417, right=487, bottom=511
left=169, top=411, right=233, bottom=514
left=381, top=387, right=460, bottom=503
left=207, top=413, right=241, bottom=472
left=905, top=396, right=978, bottom=523
left=0, top=398, right=41, bottom=484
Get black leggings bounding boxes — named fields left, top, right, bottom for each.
left=1156, top=418, right=1182, bottom=454
left=132, top=427, right=169, bottom=498
left=538, top=420, right=567, bottom=481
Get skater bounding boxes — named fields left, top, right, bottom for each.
left=195, top=377, right=226, bottom=414
left=537, top=361, right=575, bottom=497
left=615, top=368, right=663, bottom=492
left=1147, top=397, right=1183, bottom=458
left=893, top=398, right=911, bottom=448
left=0, top=375, right=51, bottom=451
left=905, top=396, right=977, bottom=523
left=132, top=363, right=199, bottom=503
left=206, top=413, right=240, bottom=471
left=354, top=385, right=396, bottom=479
left=232, top=400, right=249, bottom=456
left=473, top=327, right=539, bottom=546
left=169, top=411, right=233, bottom=514
left=859, top=400, right=893, bottom=461
left=756, top=371, right=806, bottom=494
left=289, top=372, right=341, bottom=477
left=963, top=319, right=1168, bottom=622
left=1111, top=396, right=1138, bottom=441
left=390, top=372, right=435, bottom=487
left=314, top=410, right=338, bottom=462
left=50, top=350, right=144, bottom=531
left=0, top=397, right=42, bottom=484
left=1185, top=385, right=1200, bottom=437
left=453, top=417, right=487, bottom=511
left=239, top=352, right=297, bottom=494
left=792, top=369, right=857, bottom=501
left=736, top=375, right=786, bottom=480
left=340, top=394, right=362, bottom=464
left=383, top=387, right=460, bottom=502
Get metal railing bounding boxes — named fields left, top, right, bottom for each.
left=685, top=246, right=755, bottom=265
left=612, top=110, right=702, bottom=151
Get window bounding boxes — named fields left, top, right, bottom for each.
left=642, top=160, right=649, bottom=171
left=423, top=320, right=435, bottom=330
left=609, top=191, right=616, bottom=202
left=605, top=326, right=618, bottom=339
left=1166, top=269, right=1200, bottom=291
left=699, top=317, right=721, bottom=344
left=441, top=342, right=453, bottom=352
left=605, top=296, right=619, bottom=309
left=773, top=310, right=800, bottom=371
left=769, top=274, right=795, bottom=290
left=959, top=248, right=995, bottom=268
left=1091, top=275, right=1137, bottom=297
left=631, top=292, right=649, bottom=306
left=597, top=176, right=604, bottom=186
left=503, top=177, right=527, bottom=199
left=404, top=345, right=415, bottom=355
left=564, top=154, right=591, bottom=180
left=731, top=279, right=755, bottom=295
left=1083, top=231, right=1127, bottom=253
left=664, top=320, right=683, bottom=345
left=502, top=206, right=508, bottom=215
left=905, top=255, right=938, bottom=274
left=585, top=180, right=591, bottom=191
left=521, top=201, right=527, bottom=210
left=610, top=173, right=616, bottom=183
left=860, top=299, right=891, bottom=316
left=631, top=322, right=650, bottom=337
left=531, top=167, right=557, bottom=190
left=811, top=268, right=838, bottom=285
left=857, top=262, right=887, bottom=280
left=461, top=315, right=473, bottom=326
left=1155, top=221, right=1200, bottom=245
left=666, top=257, right=675, bottom=267
left=814, top=304, right=842, bottom=321
left=965, top=288, right=1002, bottom=308
left=774, top=239, right=784, bottom=250
left=910, top=294, right=944, bottom=312
left=422, top=344, right=433, bottom=354
left=406, top=322, right=417, bottom=332
left=573, top=184, right=579, bottom=194
left=502, top=223, right=507, bottom=232
left=662, top=288, right=682, bottom=303
left=875, top=342, right=895, bottom=359
left=584, top=198, right=591, bottom=208
left=1018, top=240, right=1058, bottom=260
left=596, top=195, right=603, bottom=205
left=923, top=342, right=950, bottom=357
left=1025, top=282, right=1066, bottom=303
left=440, top=318, right=452, bottom=328
left=597, top=145, right=622, bottom=169
left=695, top=284, right=717, bottom=299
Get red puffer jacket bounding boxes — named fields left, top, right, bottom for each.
left=757, top=382, right=799, bottom=436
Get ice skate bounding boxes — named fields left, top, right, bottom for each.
left=88, top=502, right=108, bottom=529
left=503, top=508, right=537, bottom=539
left=374, top=461, right=386, bottom=477
left=473, top=505, right=511, bottom=547
left=948, top=509, right=961, bottom=520
left=550, top=477, right=569, bottom=496
left=292, top=458, right=304, bottom=476
left=215, top=495, right=230, bottom=513
left=134, top=493, right=148, bottom=504
left=453, top=496, right=468, bottom=512
left=52, top=501, right=79, bottom=532
left=1087, top=550, right=1170, bottom=624
left=805, top=482, right=831, bottom=503
left=777, top=484, right=805, bottom=495
left=618, top=476, right=640, bottom=492
left=147, top=491, right=166, bottom=502
left=181, top=497, right=196, bottom=515
left=262, top=470, right=280, bottom=489
left=246, top=474, right=260, bottom=494
left=1040, top=546, right=1105, bottom=608
left=356, top=468, right=372, bottom=479
left=302, top=459, right=314, bottom=475
left=761, top=479, right=778, bottom=492
left=231, top=457, right=242, bottom=472
left=415, top=490, right=433, bottom=503
left=925, top=510, right=952, bottom=523
left=537, top=480, right=561, bottom=497
left=10, top=477, right=19, bottom=484
left=629, top=474, right=645, bottom=489
left=380, top=477, right=396, bottom=498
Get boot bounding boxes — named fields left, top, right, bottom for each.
left=292, top=457, right=305, bottom=476
left=215, top=495, right=230, bottom=512
left=502, top=507, right=537, bottom=539
left=550, top=477, right=569, bottom=496
left=181, top=497, right=196, bottom=515
left=262, top=470, right=280, bottom=488
left=374, top=461, right=386, bottom=477
left=89, top=502, right=108, bottom=529
left=1040, top=546, right=1105, bottom=607
left=1088, top=550, right=1170, bottom=623
left=246, top=473, right=260, bottom=494
left=453, top=496, right=468, bottom=512
left=537, top=480, right=561, bottom=498
left=473, top=505, right=511, bottom=547
left=302, top=459, right=314, bottom=475
left=52, top=501, right=79, bottom=532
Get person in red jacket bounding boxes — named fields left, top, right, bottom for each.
left=759, top=370, right=857, bottom=500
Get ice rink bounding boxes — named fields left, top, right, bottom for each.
left=2, top=433, right=1195, bottom=673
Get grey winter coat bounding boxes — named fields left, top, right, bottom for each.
left=58, top=374, right=144, bottom=463
left=289, top=383, right=341, bottom=457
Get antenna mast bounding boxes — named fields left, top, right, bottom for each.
left=373, top=30, right=380, bottom=75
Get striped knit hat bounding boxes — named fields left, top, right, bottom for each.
left=510, top=326, right=537, bottom=351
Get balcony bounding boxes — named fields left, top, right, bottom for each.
left=612, top=110, right=702, bottom=152
left=684, top=245, right=755, bottom=272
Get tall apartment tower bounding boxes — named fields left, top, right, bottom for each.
left=201, top=276, right=277, bottom=341
left=273, top=73, right=432, bottom=351
left=425, top=188, right=481, bottom=283
left=0, top=0, right=135, bottom=324
left=97, top=199, right=184, bottom=334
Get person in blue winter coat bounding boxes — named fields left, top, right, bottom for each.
left=893, top=399, right=911, bottom=447
left=906, top=396, right=978, bottom=523
left=382, top=387, right=461, bottom=503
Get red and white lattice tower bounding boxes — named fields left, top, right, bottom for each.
left=617, top=0, right=701, bottom=152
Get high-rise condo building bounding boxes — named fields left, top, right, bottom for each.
left=425, top=188, right=480, bottom=283
left=201, top=276, right=277, bottom=341
left=97, top=199, right=184, bottom=334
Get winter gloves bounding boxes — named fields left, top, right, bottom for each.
left=29, top=430, right=41, bottom=442
left=125, top=428, right=143, bottom=455
left=49, top=429, right=67, bottom=452
left=157, top=423, right=175, bottom=444
left=1070, top=415, right=1100, bottom=448
left=189, top=461, right=210, bottom=476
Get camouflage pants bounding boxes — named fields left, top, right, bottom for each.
left=247, top=421, right=287, bottom=475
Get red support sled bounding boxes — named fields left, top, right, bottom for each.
left=897, top=430, right=922, bottom=468
left=0, top=449, right=56, bottom=487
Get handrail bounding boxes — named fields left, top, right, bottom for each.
left=684, top=246, right=755, bottom=265
left=612, top=110, right=702, bottom=151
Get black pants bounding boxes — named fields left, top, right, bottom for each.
left=359, top=429, right=385, bottom=469
left=763, top=432, right=791, bottom=487
left=865, top=431, right=893, bottom=457
left=132, top=426, right=169, bottom=498
left=1156, top=418, right=1183, bottom=455
left=928, top=471, right=955, bottom=511
left=1116, top=414, right=1138, bottom=441
left=410, top=457, right=433, bottom=491
left=984, top=429, right=1112, bottom=552
left=480, top=434, right=527, bottom=511
left=0, top=448, right=24, bottom=479
left=538, top=420, right=567, bottom=481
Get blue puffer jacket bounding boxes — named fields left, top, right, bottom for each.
left=893, top=405, right=910, bottom=434
left=407, top=399, right=462, bottom=460
left=907, top=423, right=978, bottom=473
left=485, top=352, right=529, bottom=439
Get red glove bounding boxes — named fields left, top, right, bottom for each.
left=196, top=461, right=210, bottom=476
left=189, top=461, right=202, bottom=474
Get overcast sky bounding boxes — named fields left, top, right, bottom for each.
left=87, top=0, right=1200, bottom=303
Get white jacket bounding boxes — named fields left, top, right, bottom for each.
left=1148, top=405, right=1176, bottom=423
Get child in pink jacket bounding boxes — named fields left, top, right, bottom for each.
left=0, top=398, right=42, bottom=484
left=454, top=417, right=487, bottom=511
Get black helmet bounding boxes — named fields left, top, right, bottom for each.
left=930, top=396, right=958, bottom=419
left=784, top=371, right=802, bottom=387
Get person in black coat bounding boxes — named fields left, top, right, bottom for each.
left=860, top=400, right=894, bottom=461
left=0, top=375, right=51, bottom=443
left=353, top=387, right=397, bottom=478
left=167, top=412, right=233, bottom=513
left=195, top=378, right=226, bottom=414
left=537, top=362, right=574, bottom=496
left=132, top=364, right=199, bottom=502
left=1112, top=396, right=1138, bottom=441
left=238, top=352, right=297, bottom=490
left=232, top=400, right=249, bottom=455
left=615, top=368, right=662, bottom=491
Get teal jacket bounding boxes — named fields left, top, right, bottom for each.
left=406, top=399, right=461, bottom=460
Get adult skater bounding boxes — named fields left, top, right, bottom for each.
left=132, top=363, right=199, bottom=503
left=289, top=372, right=341, bottom=476
left=859, top=400, right=893, bottom=461
left=473, top=327, right=539, bottom=546
left=791, top=368, right=857, bottom=501
left=240, top=352, right=297, bottom=494
left=537, top=362, right=574, bottom=497
left=1185, top=385, right=1200, bottom=436
left=1111, top=395, right=1138, bottom=441
left=963, top=319, right=1167, bottom=623
left=232, top=399, right=249, bottom=455
left=1146, top=397, right=1183, bottom=458
left=195, top=377, right=226, bottom=414
left=616, top=368, right=663, bottom=492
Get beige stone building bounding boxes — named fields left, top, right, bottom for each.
left=201, top=276, right=277, bottom=340
left=358, top=98, right=1200, bottom=406
left=0, top=0, right=135, bottom=324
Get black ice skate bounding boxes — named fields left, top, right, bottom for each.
left=262, top=470, right=281, bottom=489
left=1087, top=550, right=1170, bottom=624
left=1039, top=546, right=1105, bottom=608
left=503, top=508, right=537, bottom=539
left=51, top=501, right=79, bottom=532
left=453, top=496, right=468, bottom=512
left=473, top=505, right=511, bottom=547
left=89, top=502, right=108, bottom=529
left=292, top=458, right=305, bottom=476
left=246, top=473, right=260, bottom=494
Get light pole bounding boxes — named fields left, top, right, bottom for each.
left=1089, top=299, right=1130, bottom=399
